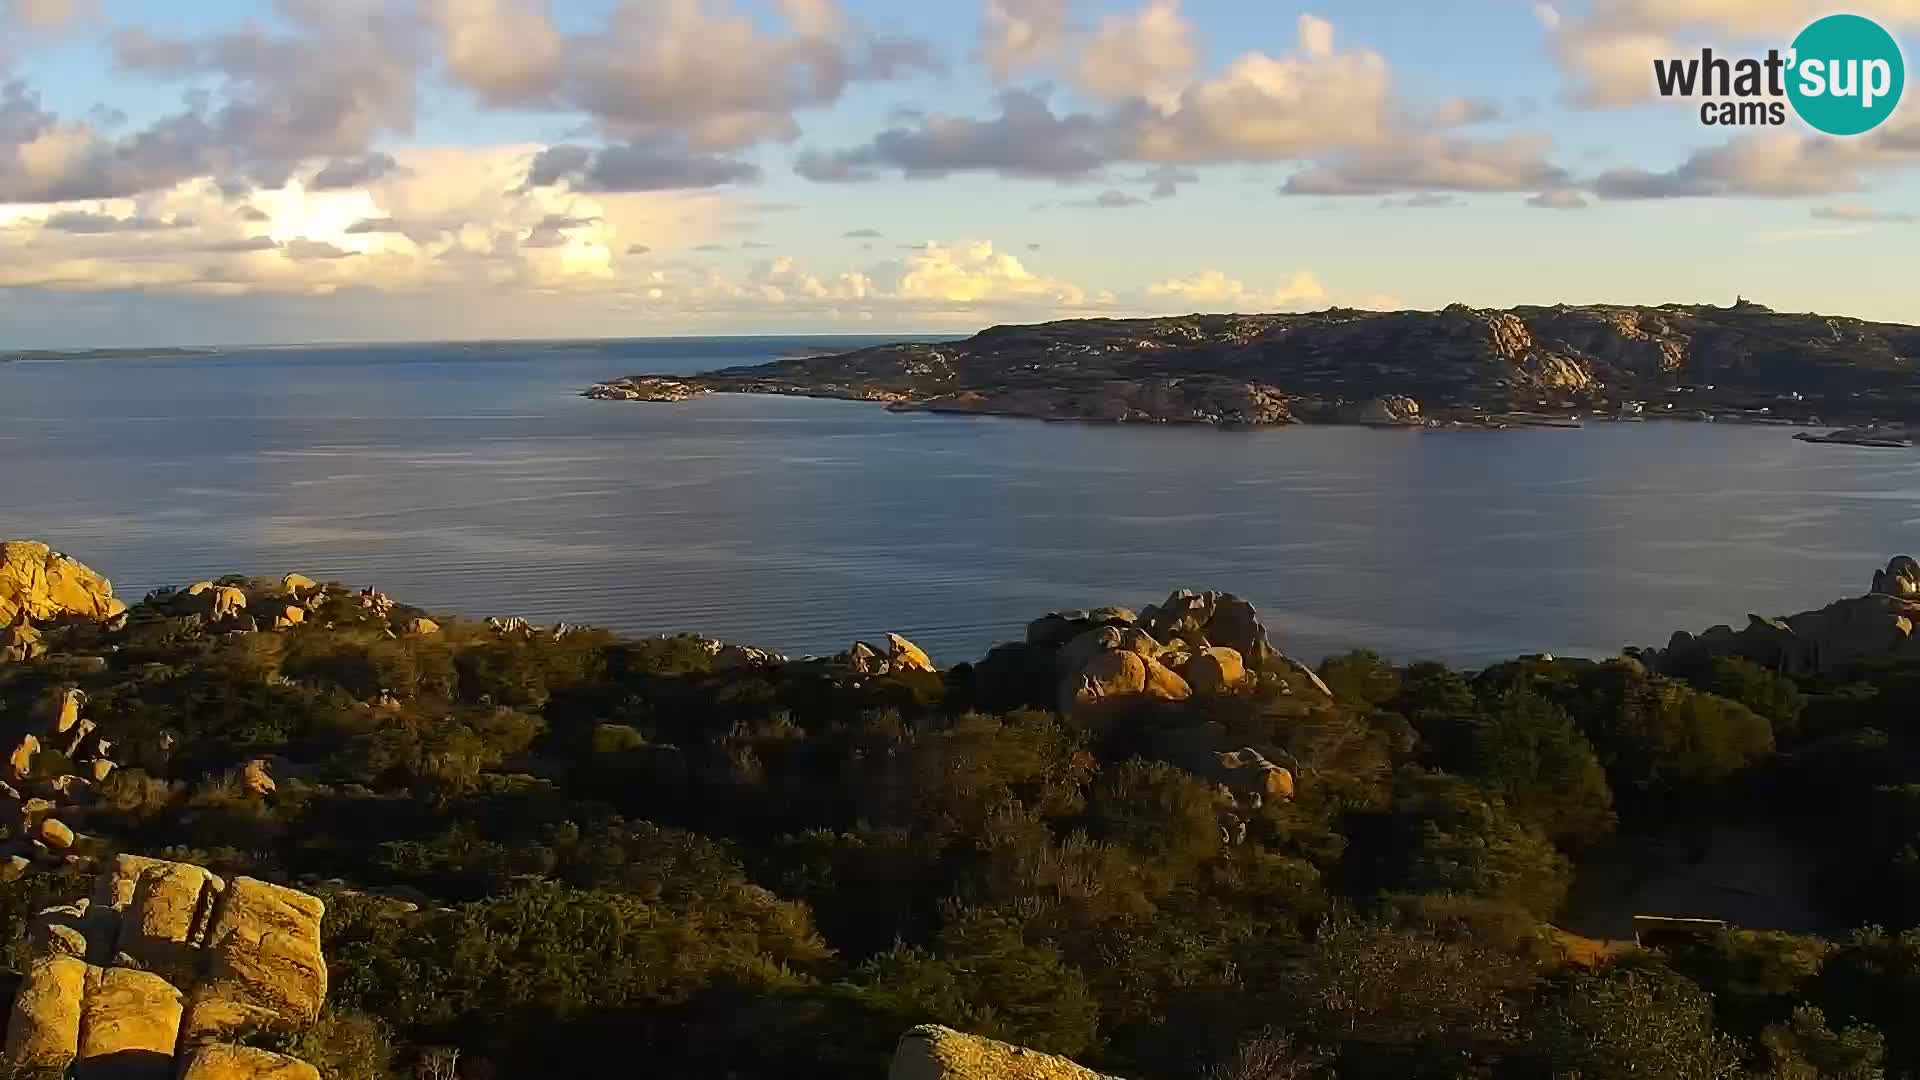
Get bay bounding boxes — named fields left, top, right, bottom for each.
left=4, top=336, right=1916, bottom=667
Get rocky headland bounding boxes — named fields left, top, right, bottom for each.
left=587, top=299, right=1920, bottom=433
left=1638, top=555, right=1920, bottom=677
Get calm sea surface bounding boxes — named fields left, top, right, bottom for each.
left=4, top=337, right=1919, bottom=668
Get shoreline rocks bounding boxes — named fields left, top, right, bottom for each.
left=1646, top=555, right=1920, bottom=676
left=584, top=377, right=706, bottom=402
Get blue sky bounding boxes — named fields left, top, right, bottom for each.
left=0, top=0, right=1914, bottom=347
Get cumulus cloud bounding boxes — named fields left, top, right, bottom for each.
left=311, top=153, right=400, bottom=191
left=1075, top=0, right=1197, bottom=105
left=1123, top=14, right=1395, bottom=163
left=1811, top=203, right=1917, bottom=223
left=344, top=217, right=407, bottom=234
left=893, top=240, right=1090, bottom=305
left=106, top=6, right=424, bottom=187
left=799, top=14, right=1414, bottom=181
left=527, top=141, right=760, bottom=192
left=842, top=227, right=882, bottom=237
left=980, top=0, right=1072, bottom=78
left=0, top=5, right=423, bottom=204
left=426, top=0, right=938, bottom=150
left=43, top=209, right=190, bottom=232
left=285, top=238, right=357, bottom=260
left=200, top=235, right=277, bottom=252
left=1590, top=127, right=1918, bottom=198
left=0, top=145, right=742, bottom=300
left=1146, top=269, right=1327, bottom=311
left=3, top=0, right=932, bottom=208
left=795, top=89, right=1112, bottom=181
left=427, top=0, right=565, bottom=105
left=1282, top=133, right=1568, bottom=195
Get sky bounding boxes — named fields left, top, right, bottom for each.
left=0, top=0, right=1915, bottom=348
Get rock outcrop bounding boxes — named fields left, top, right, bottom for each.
left=1184, top=646, right=1247, bottom=695
left=1648, top=556, right=1920, bottom=676
left=1138, top=590, right=1277, bottom=668
left=0, top=542, right=127, bottom=664
left=1152, top=721, right=1299, bottom=845
left=583, top=377, right=707, bottom=402
left=180, top=1043, right=320, bottom=1080
left=1356, top=395, right=1424, bottom=425
left=0, top=541, right=126, bottom=628
left=0, top=855, right=326, bottom=1077
left=0, top=687, right=122, bottom=874
left=890, top=1025, right=1124, bottom=1080
left=832, top=633, right=937, bottom=678
left=712, top=643, right=788, bottom=670
left=1037, top=590, right=1329, bottom=718
left=0, top=615, right=44, bottom=663
left=886, top=633, right=935, bottom=673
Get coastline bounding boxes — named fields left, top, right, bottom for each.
left=580, top=302, right=1920, bottom=441
left=581, top=378, right=1867, bottom=436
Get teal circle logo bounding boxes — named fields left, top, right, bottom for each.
left=1788, top=14, right=1905, bottom=136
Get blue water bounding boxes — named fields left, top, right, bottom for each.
left=4, top=336, right=1919, bottom=667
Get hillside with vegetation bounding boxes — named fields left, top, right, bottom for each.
left=590, top=300, right=1920, bottom=431
left=8, top=539, right=1920, bottom=1077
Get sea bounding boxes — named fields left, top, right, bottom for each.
left=5, top=335, right=1919, bottom=668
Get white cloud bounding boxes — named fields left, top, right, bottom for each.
left=1147, top=269, right=1328, bottom=310
left=429, top=0, right=937, bottom=151
left=1297, top=13, right=1336, bottom=58
left=894, top=241, right=1088, bottom=305
left=1127, top=14, right=1395, bottom=162
left=1075, top=0, right=1198, bottom=107
left=427, top=0, right=565, bottom=105
left=1283, top=133, right=1568, bottom=194
left=980, top=0, right=1072, bottom=78
left=0, top=146, right=733, bottom=296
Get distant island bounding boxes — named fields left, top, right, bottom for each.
left=587, top=300, right=1920, bottom=438
left=0, top=346, right=211, bottom=364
